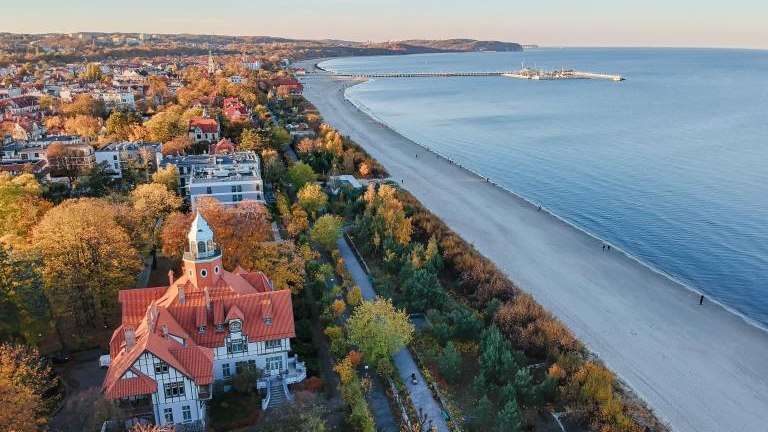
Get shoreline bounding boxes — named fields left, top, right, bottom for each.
left=342, top=79, right=768, bottom=335
left=297, top=58, right=768, bottom=432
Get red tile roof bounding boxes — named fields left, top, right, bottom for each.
left=106, top=367, right=157, bottom=399
left=188, top=116, right=219, bottom=134
left=103, top=265, right=295, bottom=399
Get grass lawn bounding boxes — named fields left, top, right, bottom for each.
left=208, top=392, right=261, bottom=431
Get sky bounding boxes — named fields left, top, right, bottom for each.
left=4, top=0, right=768, bottom=49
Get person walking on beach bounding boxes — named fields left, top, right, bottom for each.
left=699, top=295, right=705, bottom=306
left=607, top=245, right=611, bottom=251
left=602, top=245, right=605, bottom=251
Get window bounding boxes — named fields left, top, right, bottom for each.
left=235, top=359, right=257, bottom=374
left=154, top=361, right=169, bottom=374
left=206, top=186, right=212, bottom=194
left=214, top=266, right=220, bottom=274
left=265, top=339, right=281, bottom=349
left=231, top=185, right=237, bottom=193
left=229, top=319, right=242, bottom=332
left=113, top=155, right=118, bottom=160
left=197, top=241, right=206, bottom=253
left=266, top=356, right=283, bottom=372
left=200, top=269, right=208, bottom=277
left=227, top=337, right=246, bottom=354
left=164, top=381, right=185, bottom=398
left=164, top=408, right=174, bottom=424
left=182, top=405, right=191, bottom=422
left=222, top=363, right=231, bottom=377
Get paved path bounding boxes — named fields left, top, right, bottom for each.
left=301, top=66, right=768, bottom=432
left=338, top=234, right=450, bottom=432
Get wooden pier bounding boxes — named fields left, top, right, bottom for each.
left=320, top=66, right=624, bottom=82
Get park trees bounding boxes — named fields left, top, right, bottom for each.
left=346, top=298, right=414, bottom=374
left=240, top=128, right=267, bottom=152
left=0, top=173, right=51, bottom=246
left=144, top=105, right=186, bottom=142
left=249, top=242, right=307, bottom=293
left=63, top=113, right=101, bottom=139
left=33, top=199, right=142, bottom=335
left=261, top=148, right=285, bottom=184
left=0, top=343, right=60, bottom=431
left=130, top=183, right=183, bottom=249
left=162, top=134, right=193, bottom=156
left=61, top=94, right=103, bottom=117
left=0, top=245, right=49, bottom=344
left=310, top=214, right=342, bottom=251
left=286, top=161, right=317, bottom=189
left=437, top=341, right=462, bottom=383
left=297, top=183, right=328, bottom=216
left=105, top=110, right=142, bottom=141
left=151, top=164, right=179, bottom=193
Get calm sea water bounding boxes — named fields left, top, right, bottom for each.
left=319, top=49, right=768, bottom=327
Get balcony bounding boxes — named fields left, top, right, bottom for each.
left=284, top=356, right=307, bottom=385
left=182, top=247, right=222, bottom=261
left=117, top=396, right=153, bottom=418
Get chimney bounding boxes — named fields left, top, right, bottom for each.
left=204, top=287, right=211, bottom=310
left=124, top=326, right=136, bottom=352
left=178, top=285, right=185, bottom=305
left=162, top=324, right=169, bottom=337
left=168, top=269, right=174, bottom=286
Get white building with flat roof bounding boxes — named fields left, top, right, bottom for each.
left=161, top=151, right=265, bottom=206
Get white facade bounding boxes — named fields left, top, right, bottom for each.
left=131, top=352, right=207, bottom=427
left=93, top=91, right=136, bottom=109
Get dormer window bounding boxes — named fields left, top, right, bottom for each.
left=229, top=319, right=242, bottom=333
left=264, top=317, right=272, bottom=325
left=198, top=325, right=207, bottom=334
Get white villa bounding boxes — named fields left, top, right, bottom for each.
left=101, top=213, right=305, bottom=428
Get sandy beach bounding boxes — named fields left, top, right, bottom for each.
left=297, top=60, right=768, bottom=432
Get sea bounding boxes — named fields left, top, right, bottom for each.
left=318, top=48, right=768, bottom=328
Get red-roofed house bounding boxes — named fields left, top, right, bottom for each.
left=208, top=138, right=236, bottom=155
left=102, top=212, right=305, bottom=428
left=271, top=77, right=303, bottom=95
left=222, top=97, right=249, bottom=123
left=187, top=115, right=220, bottom=144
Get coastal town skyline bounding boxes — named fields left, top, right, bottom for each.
left=4, top=0, right=768, bottom=49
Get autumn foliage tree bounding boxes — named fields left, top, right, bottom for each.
left=346, top=298, right=414, bottom=375
left=310, top=214, right=343, bottom=251
left=130, top=183, right=183, bottom=249
left=33, top=199, right=143, bottom=336
left=151, top=164, right=180, bottom=193
left=297, top=183, right=328, bottom=217
left=0, top=173, right=51, bottom=246
left=0, top=343, right=60, bottom=431
left=161, top=197, right=271, bottom=268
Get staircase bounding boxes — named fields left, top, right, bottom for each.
left=266, top=377, right=288, bottom=409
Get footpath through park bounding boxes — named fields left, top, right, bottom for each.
left=337, top=232, right=450, bottom=432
